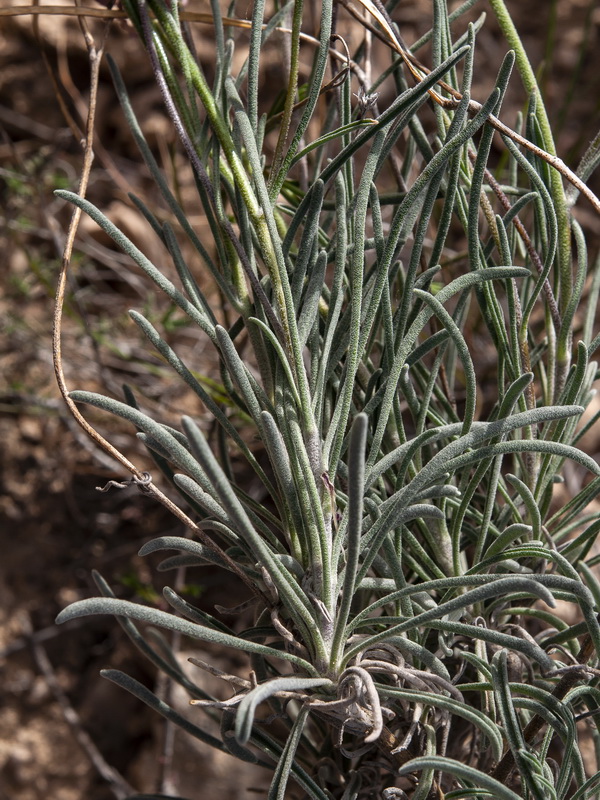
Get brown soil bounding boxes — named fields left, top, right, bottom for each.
left=1, top=1, right=599, bottom=798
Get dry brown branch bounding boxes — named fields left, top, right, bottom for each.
left=47, top=2, right=265, bottom=603
left=21, top=613, right=135, bottom=800
left=17, top=0, right=598, bottom=221
left=2, top=4, right=244, bottom=22
left=342, top=0, right=600, bottom=217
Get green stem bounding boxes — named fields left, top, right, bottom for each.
left=267, top=0, right=304, bottom=195
left=269, top=0, right=334, bottom=201
left=145, top=0, right=263, bottom=223
left=488, top=0, right=572, bottom=357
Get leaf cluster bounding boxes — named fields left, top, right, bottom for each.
left=56, top=1, right=600, bottom=798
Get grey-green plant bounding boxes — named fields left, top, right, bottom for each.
left=56, top=1, right=600, bottom=798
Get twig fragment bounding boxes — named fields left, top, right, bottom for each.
left=22, top=614, right=134, bottom=800
left=341, top=0, right=600, bottom=217
left=48, top=0, right=267, bottom=605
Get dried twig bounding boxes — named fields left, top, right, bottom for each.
left=22, top=614, right=134, bottom=800
left=0, top=618, right=86, bottom=661
left=341, top=0, right=600, bottom=217
left=48, top=9, right=264, bottom=601
left=10, top=2, right=600, bottom=217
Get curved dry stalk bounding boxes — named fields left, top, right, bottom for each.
left=52, top=20, right=118, bottom=465
left=49, top=13, right=263, bottom=603
left=49, top=30, right=155, bottom=480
